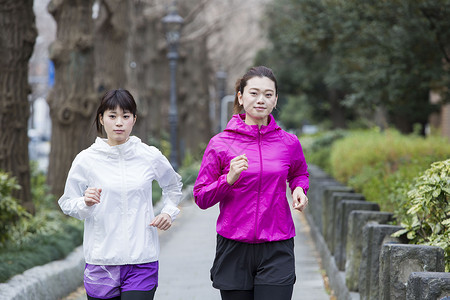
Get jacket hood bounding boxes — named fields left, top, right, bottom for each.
left=224, top=114, right=281, bottom=137
left=90, top=136, right=141, bottom=158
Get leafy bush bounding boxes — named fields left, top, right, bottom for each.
left=301, top=129, right=348, bottom=173
left=0, top=220, right=82, bottom=282
left=392, top=159, right=450, bottom=271
left=0, top=172, right=31, bottom=244
left=329, top=129, right=450, bottom=211
left=0, top=165, right=83, bottom=283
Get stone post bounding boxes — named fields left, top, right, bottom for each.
left=359, top=224, right=405, bottom=300
left=345, top=211, right=394, bottom=291
left=334, top=200, right=380, bottom=271
left=379, top=244, right=445, bottom=300
left=322, top=192, right=365, bottom=253
left=406, top=272, right=450, bottom=300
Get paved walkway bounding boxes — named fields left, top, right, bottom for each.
left=65, top=199, right=330, bottom=300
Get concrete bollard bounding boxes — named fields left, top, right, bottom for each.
left=379, top=244, right=445, bottom=300
left=308, top=180, right=344, bottom=231
left=334, top=200, right=380, bottom=271
left=359, top=224, right=405, bottom=300
left=322, top=192, right=365, bottom=254
left=314, top=185, right=353, bottom=234
left=345, top=210, right=394, bottom=292
left=406, top=272, right=450, bottom=300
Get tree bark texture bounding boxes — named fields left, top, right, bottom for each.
left=94, top=0, right=129, bottom=94
left=176, top=0, right=212, bottom=159
left=0, top=0, right=37, bottom=212
left=46, top=0, right=96, bottom=198
left=126, top=0, right=168, bottom=143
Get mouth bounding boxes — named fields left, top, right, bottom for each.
left=254, top=107, right=266, bottom=111
left=113, top=130, right=125, bottom=134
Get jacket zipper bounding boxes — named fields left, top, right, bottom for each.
left=118, top=148, right=128, bottom=260
left=255, top=129, right=263, bottom=240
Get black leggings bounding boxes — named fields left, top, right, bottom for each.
left=87, top=287, right=156, bottom=300
left=220, top=284, right=293, bottom=300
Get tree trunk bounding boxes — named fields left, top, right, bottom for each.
left=127, top=1, right=167, bottom=144
left=94, top=0, right=129, bottom=94
left=178, top=34, right=212, bottom=159
left=0, top=0, right=37, bottom=212
left=46, top=0, right=96, bottom=198
left=328, top=88, right=347, bottom=129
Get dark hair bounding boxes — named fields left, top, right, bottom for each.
left=233, top=66, right=278, bottom=114
left=95, top=89, right=137, bottom=135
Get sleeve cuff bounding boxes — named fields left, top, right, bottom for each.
left=161, top=204, right=180, bottom=221
left=76, top=197, right=96, bottom=219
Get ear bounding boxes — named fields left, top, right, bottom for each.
left=274, top=95, right=278, bottom=108
left=99, top=114, right=104, bottom=126
left=133, top=115, right=137, bottom=126
left=238, top=91, right=243, bottom=106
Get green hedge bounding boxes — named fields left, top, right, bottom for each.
left=329, top=129, right=450, bottom=211
left=304, top=129, right=450, bottom=271
left=300, top=129, right=348, bottom=174
left=393, top=159, right=450, bottom=271
left=0, top=165, right=83, bottom=283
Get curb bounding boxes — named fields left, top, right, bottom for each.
left=0, top=246, right=84, bottom=300
left=0, top=186, right=194, bottom=300
left=304, top=209, right=360, bottom=300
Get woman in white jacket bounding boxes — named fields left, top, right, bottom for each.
left=58, top=89, right=183, bottom=300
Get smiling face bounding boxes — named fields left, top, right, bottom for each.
left=238, top=76, right=278, bottom=127
left=100, top=106, right=136, bottom=146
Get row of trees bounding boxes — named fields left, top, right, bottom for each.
left=256, top=0, right=450, bottom=132
left=1, top=0, right=269, bottom=211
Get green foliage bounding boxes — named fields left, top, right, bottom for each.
left=256, top=0, right=450, bottom=132
left=178, top=149, right=203, bottom=187
left=301, top=130, right=348, bottom=173
left=392, top=159, right=450, bottom=271
left=330, top=129, right=450, bottom=211
left=0, top=220, right=83, bottom=283
left=278, top=94, right=313, bottom=130
left=147, top=131, right=171, bottom=159
left=0, top=165, right=83, bottom=283
left=0, top=171, right=31, bottom=244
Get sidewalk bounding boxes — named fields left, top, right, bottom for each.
left=65, top=199, right=330, bottom=300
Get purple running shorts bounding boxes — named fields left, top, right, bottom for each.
left=84, top=262, right=158, bottom=299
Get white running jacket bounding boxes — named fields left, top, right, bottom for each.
left=58, top=136, right=183, bottom=265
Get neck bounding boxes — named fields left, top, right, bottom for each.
left=244, top=115, right=269, bottom=128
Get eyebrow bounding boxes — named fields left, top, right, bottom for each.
left=108, top=109, right=131, bottom=113
left=249, top=87, right=275, bottom=92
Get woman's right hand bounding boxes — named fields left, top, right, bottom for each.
left=227, top=154, right=248, bottom=185
left=84, top=187, right=102, bottom=206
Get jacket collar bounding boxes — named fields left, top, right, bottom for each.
left=90, top=135, right=140, bottom=158
left=224, top=114, right=280, bottom=137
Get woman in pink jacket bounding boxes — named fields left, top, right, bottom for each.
left=194, top=66, right=309, bottom=300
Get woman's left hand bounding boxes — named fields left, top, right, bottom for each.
left=292, top=187, right=308, bottom=212
left=150, top=213, right=172, bottom=230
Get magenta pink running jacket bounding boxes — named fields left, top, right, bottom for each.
left=194, top=114, right=309, bottom=243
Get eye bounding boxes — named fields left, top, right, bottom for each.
left=250, top=91, right=258, bottom=96
left=123, top=115, right=130, bottom=119
left=109, top=114, right=116, bottom=119
left=266, top=93, right=273, bottom=97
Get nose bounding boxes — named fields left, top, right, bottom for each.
left=115, top=117, right=123, bottom=126
left=256, top=94, right=265, bottom=103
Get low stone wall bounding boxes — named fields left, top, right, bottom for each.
left=0, top=186, right=195, bottom=300
left=305, top=164, right=449, bottom=300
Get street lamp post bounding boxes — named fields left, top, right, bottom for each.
left=162, top=3, right=183, bottom=171
left=216, top=69, right=227, bottom=133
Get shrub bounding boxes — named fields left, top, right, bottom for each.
left=301, top=129, right=348, bottom=173
left=392, top=159, right=450, bottom=272
left=0, top=171, right=31, bottom=244
left=0, top=165, right=83, bottom=283
left=330, top=129, right=450, bottom=211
